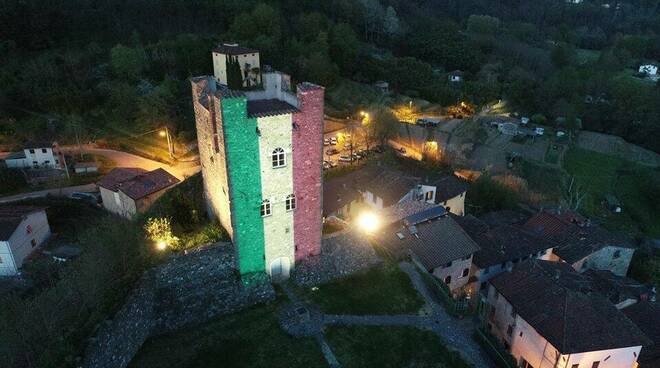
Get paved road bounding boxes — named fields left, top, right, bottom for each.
left=61, top=147, right=200, bottom=180
left=0, top=147, right=200, bottom=203
left=0, top=184, right=97, bottom=204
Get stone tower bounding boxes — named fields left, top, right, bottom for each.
left=191, top=46, right=324, bottom=280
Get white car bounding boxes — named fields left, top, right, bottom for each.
left=330, top=138, right=338, bottom=145
left=338, top=155, right=353, bottom=162
left=324, top=138, right=330, bottom=146
left=534, top=127, right=545, bottom=136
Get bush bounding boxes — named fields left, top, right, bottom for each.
left=466, top=175, right=519, bottom=214
left=0, top=217, right=154, bottom=368
left=142, top=173, right=205, bottom=231
left=0, top=167, right=27, bottom=195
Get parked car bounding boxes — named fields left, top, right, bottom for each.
left=416, top=118, right=439, bottom=127
left=352, top=153, right=362, bottom=160
left=326, top=148, right=340, bottom=155
left=330, top=137, right=337, bottom=145
left=323, top=138, right=330, bottom=146
left=338, top=155, right=354, bottom=162
left=534, top=127, right=545, bottom=136
left=372, top=145, right=385, bottom=153
left=69, top=192, right=100, bottom=206
left=323, top=161, right=332, bottom=170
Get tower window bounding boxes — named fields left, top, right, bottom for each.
left=286, top=194, right=296, bottom=211
left=272, top=148, right=286, bottom=168
left=260, top=199, right=272, bottom=217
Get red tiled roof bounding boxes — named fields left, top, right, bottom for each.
left=99, top=168, right=179, bottom=200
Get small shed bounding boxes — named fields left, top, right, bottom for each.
left=605, top=195, right=622, bottom=213
left=373, top=80, right=389, bottom=94
left=74, top=162, right=99, bottom=174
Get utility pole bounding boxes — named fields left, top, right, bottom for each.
left=165, top=127, right=174, bottom=159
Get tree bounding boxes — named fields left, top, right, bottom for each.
left=383, top=6, right=400, bottom=37
left=329, top=23, right=360, bottom=73
left=110, top=44, right=146, bottom=80
left=551, top=43, right=575, bottom=68
left=466, top=175, right=518, bottom=214
left=467, top=15, right=500, bottom=34
left=371, top=106, right=398, bottom=145
left=225, top=55, right=243, bottom=89
left=144, top=217, right=180, bottom=250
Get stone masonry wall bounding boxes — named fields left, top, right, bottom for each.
left=292, top=83, right=324, bottom=262
left=221, top=96, right=267, bottom=274
left=82, top=243, right=275, bottom=368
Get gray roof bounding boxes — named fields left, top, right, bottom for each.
left=362, top=169, right=419, bottom=207
left=212, top=43, right=259, bottom=55
left=623, top=302, right=660, bottom=367
left=378, top=207, right=480, bottom=270
left=427, top=175, right=468, bottom=203
left=0, top=206, right=47, bottom=241
left=4, top=151, right=26, bottom=160
left=247, top=99, right=299, bottom=118
left=490, top=260, right=651, bottom=354
left=453, top=215, right=556, bottom=269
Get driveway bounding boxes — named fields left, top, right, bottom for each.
left=62, top=147, right=200, bottom=180
left=0, top=184, right=97, bottom=204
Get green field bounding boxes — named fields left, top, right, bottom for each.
left=298, top=264, right=424, bottom=315
left=129, top=299, right=326, bottom=368
left=326, top=326, right=471, bottom=368
left=563, top=147, right=660, bottom=237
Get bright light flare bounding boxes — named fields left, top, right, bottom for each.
left=159, top=130, right=167, bottom=137
left=156, top=241, right=168, bottom=250
left=357, top=212, right=380, bottom=233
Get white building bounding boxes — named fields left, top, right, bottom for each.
left=485, top=260, right=650, bottom=368
left=4, top=141, right=64, bottom=170
left=0, top=206, right=51, bottom=276
left=639, top=64, right=658, bottom=76
left=212, top=43, right=261, bottom=87
left=419, top=174, right=468, bottom=216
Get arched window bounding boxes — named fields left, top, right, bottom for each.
left=286, top=194, right=296, bottom=211
left=260, top=199, right=272, bottom=217
left=272, top=148, right=286, bottom=168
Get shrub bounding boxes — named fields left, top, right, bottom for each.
left=467, top=175, right=519, bottom=214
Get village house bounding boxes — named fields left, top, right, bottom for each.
left=378, top=206, right=480, bottom=293
left=582, top=269, right=655, bottom=309
left=3, top=141, right=64, bottom=170
left=638, top=64, right=658, bottom=76
left=324, top=167, right=470, bottom=221
left=486, top=260, right=651, bottom=368
left=419, top=174, right=468, bottom=216
left=523, top=209, right=635, bottom=276
left=452, top=214, right=556, bottom=295
left=98, top=168, right=179, bottom=219
left=623, top=301, right=660, bottom=368
left=0, top=206, right=51, bottom=276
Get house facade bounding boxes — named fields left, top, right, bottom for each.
left=378, top=206, right=480, bottom=293
left=4, top=142, right=64, bottom=170
left=524, top=210, right=635, bottom=276
left=485, top=260, right=649, bottom=368
left=98, top=168, right=179, bottom=219
left=420, top=174, right=468, bottom=216
left=0, top=206, right=51, bottom=276
left=192, top=45, right=324, bottom=279
left=212, top=43, right=261, bottom=87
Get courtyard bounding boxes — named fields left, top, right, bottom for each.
left=129, top=262, right=494, bottom=368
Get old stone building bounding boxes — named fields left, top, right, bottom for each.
left=191, top=44, right=324, bottom=280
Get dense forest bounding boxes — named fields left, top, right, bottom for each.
left=1, top=0, right=660, bottom=152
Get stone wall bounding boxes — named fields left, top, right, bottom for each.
left=82, top=243, right=275, bottom=368
left=292, top=83, right=324, bottom=262
left=292, top=229, right=380, bottom=286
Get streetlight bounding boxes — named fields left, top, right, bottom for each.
left=156, top=241, right=168, bottom=251
left=357, top=211, right=380, bottom=233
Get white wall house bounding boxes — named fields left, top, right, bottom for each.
left=0, top=206, right=51, bottom=276
left=485, top=260, right=649, bottom=368
left=421, top=175, right=468, bottom=216
left=4, top=142, right=63, bottom=170
left=639, top=64, right=658, bottom=76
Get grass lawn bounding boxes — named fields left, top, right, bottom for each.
left=575, top=48, right=601, bottom=64
left=518, top=160, right=565, bottom=202
left=326, top=326, right=471, bottom=368
left=544, top=144, right=562, bottom=164
left=298, top=264, right=424, bottom=315
left=563, top=147, right=660, bottom=237
left=129, top=299, right=326, bottom=368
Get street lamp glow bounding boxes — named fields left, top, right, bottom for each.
left=159, top=130, right=167, bottom=137
left=357, top=212, right=380, bottom=233
left=156, top=241, right=168, bottom=250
